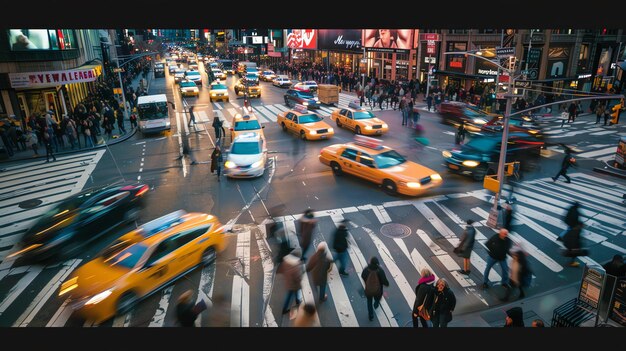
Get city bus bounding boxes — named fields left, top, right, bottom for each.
left=137, top=94, right=172, bottom=134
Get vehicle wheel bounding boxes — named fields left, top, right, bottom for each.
left=300, top=130, right=307, bottom=140
left=330, top=162, right=343, bottom=176
left=124, top=207, right=140, bottom=223
left=336, top=119, right=342, bottom=128
left=258, top=93, right=261, bottom=98
left=382, top=179, right=398, bottom=195
left=117, top=292, right=137, bottom=315
left=355, top=126, right=362, bottom=135
left=282, top=123, right=287, bottom=132
left=201, top=247, right=217, bottom=266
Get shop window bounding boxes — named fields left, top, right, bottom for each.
left=0, top=95, right=6, bottom=115
left=552, top=29, right=574, bottom=35
left=449, top=30, right=468, bottom=34
left=478, top=29, right=498, bottom=34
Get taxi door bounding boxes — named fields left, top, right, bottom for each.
left=335, top=109, right=347, bottom=126
left=170, top=226, right=211, bottom=271
left=134, top=237, right=179, bottom=295
left=345, top=111, right=356, bottom=131
left=354, top=152, right=378, bottom=182
left=286, top=113, right=299, bottom=134
left=338, top=148, right=359, bottom=176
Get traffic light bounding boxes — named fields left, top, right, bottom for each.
left=611, top=103, right=622, bottom=125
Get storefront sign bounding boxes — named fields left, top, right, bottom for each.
left=427, top=40, right=436, bottom=54
left=10, top=68, right=100, bottom=89
left=548, top=59, right=569, bottom=78
left=420, top=33, right=441, bottom=41
left=317, top=30, right=362, bottom=52
left=526, top=47, right=542, bottom=80
left=475, top=59, right=499, bottom=76
left=496, top=47, right=515, bottom=58
left=579, top=264, right=606, bottom=309
left=286, top=29, right=317, bottom=49
left=578, top=73, right=592, bottom=79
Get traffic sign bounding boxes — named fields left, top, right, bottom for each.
left=113, top=88, right=123, bottom=95
left=113, top=68, right=125, bottom=73
left=496, top=47, right=515, bottom=58
left=420, top=33, right=441, bottom=41
left=424, top=56, right=436, bottom=64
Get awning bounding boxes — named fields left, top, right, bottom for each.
left=9, top=62, right=103, bottom=89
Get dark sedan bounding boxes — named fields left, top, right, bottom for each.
left=442, top=133, right=544, bottom=181
left=284, top=89, right=320, bottom=110
left=8, top=183, right=149, bottom=263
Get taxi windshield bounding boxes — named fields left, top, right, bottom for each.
left=296, top=91, right=315, bottom=99
left=101, top=243, right=148, bottom=270
left=211, top=84, right=227, bottom=90
left=186, top=71, right=200, bottom=77
left=374, top=150, right=406, bottom=168
left=235, top=120, right=261, bottom=130
left=464, top=137, right=499, bottom=152
left=180, top=81, right=196, bottom=88
left=353, top=111, right=375, bottom=120
left=231, top=141, right=260, bottom=155
left=298, top=114, right=322, bottom=124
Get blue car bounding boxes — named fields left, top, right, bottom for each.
left=284, top=89, right=320, bottom=110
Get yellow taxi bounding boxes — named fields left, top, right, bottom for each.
left=234, top=78, right=261, bottom=98
left=330, top=105, right=389, bottom=136
left=276, top=104, right=334, bottom=140
left=209, top=81, right=229, bottom=102
left=58, top=210, right=226, bottom=324
left=318, top=135, right=442, bottom=195
left=230, top=112, right=265, bottom=140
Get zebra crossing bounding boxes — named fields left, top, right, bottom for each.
left=0, top=171, right=623, bottom=327
left=547, top=143, right=619, bottom=163
left=541, top=117, right=624, bottom=139
left=0, top=150, right=107, bottom=264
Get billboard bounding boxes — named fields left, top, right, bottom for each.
left=317, top=29, right=362, bottom=52
left=363, top=29, right=413, bottom=52
left=286, top=29, right=317, bottom=50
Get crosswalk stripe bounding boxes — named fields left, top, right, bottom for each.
left=262, top=105, right=283, bottom=121
left=318, top=106, right=335, bottom=114
left=0, top=266, right=43, bottom=314
left=601, top=241, right=626, bottom=255
left=330, top=214, right=397, bottom=327
left=273, top=104, right=290, bottom=113
left=570, top=176, right=626, bottom=198
left=0, top=156, right=96, bottom=183
left=253, top=224, right=277, bottom=328
left=230, top=230, right=250, bottom=327
left=414, top=202, right=501, bottom=283
left=46, top=298, right=73, bottom=327
left=361, top=226, right=415, bottom=309
left=213, top=102, right=223, bottom=110
left=0, top=181, right=78, bottom=209
left=597, top=155, right=616, bottom=162
left=414, top=230, right=474, bottom=288
left=589, top=130, right=615, bottom=135
left=226, top=108, right=239, bottom=118
left=578, top=146, right=618, bottom=159
left=570, top=172, right=626, bottom=189
left=148, top=286, right=174, bottom=327
left=112, top=312, right=132, bottom=327
left=539, top=179, right=623, bottom=203
left=194, top=263, right=216, bottom=327
left=252, top=106, right=275, bottom=123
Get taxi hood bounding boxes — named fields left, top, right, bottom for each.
left=302, top=121, right=330, bottom=129
left=71, top=259, right=130, bottom=297
left=385, top=161, right=437, bottom=182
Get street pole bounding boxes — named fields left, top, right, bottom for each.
left=523, top=29, right=534, bottom=99
left=116, top=58, right=129, bottom=119
left=425, top=55, right=432, bottom=99
left=361, top=47, right=366, bottom=89
left=486, top=59, right=514, bottom=229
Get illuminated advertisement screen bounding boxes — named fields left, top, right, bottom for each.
left=362, top=29, right=413, bottom=52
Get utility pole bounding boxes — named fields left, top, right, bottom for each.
left=523, top=29, right=534, bottom=99
left=115, top=56, right=128, bottom=119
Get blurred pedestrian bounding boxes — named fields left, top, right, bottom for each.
left=558, top=201, right=581, bottom=241
left=306, top=242, right=333, bottom=303
left=187, top=106, right=196, bottom=127
left=293, top=303, right=319, bottom=327
left=412, top=268, right=436, bottom=328
left=361, top=256, right=389, bottom=321
left=212, top=116, right=223, bottom=140
left=27, top=129, right=39, bottom=156
left=332, top=219, right=350, bottom=276
left=206, top=294, right=230, bottom=327
left=552, top=149, right=576, bottom=183
left=483, top=228, right=513, bottom=289
left=531, top=319, right=545, bottom=327
left=505, top=248, right=533, bottom=300
left=430, top=278, right=456, bottom=328
left=44, top=131, right=56, bottom=163
left=603, top=254, right=625, bottom=277
left=210, top=145, right=223, bottom=181
left=455, top=121, right=466, bottom=145
left=176, top=290, right=207, bottom=327
left=454, top=219, right=476, bottom=275
left=562, top=222, right=584, bottom=267
left=504, top=307, right=524, bottom=327
left=426, top=93, right=433, bottom=112
left=277, top=248, right=305, bottom=314
left=502, top=201, right=514, bottom=232
left=298, top=209, right=317, bottom=261
left=595, top=103, right=606, bottom=124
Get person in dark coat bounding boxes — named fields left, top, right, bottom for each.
left=212, top=116, right=223, bottom=140
left=483, top=228, right=513, bottom=289
left=361, top=256, right=389, bottom=321
left=552, top=149, right=576, bottom=183
left=277, top=248, right=305, bottom=314
left=210, top=145, right=223, bottom=180
left=430, top=278, right=456, bottom=328
left=187, top=106, right=196, bottom=127
left=306, top=242, right=333, bottom=302
left=502, top=201, right=514, bottom=232
left=44, top=131, right=56, bottom=163
left=176, top=290, right=207, bottom=327
left=412, top=268, right=436, bottom=327
left=332, top=219, right=350, bottom=276
left=558, top=201, right=581, bottom=241
left=298, top=209, right=317, bottom=261
left=563, top=224, right=584, bottom=267
left=603, top=255, right=625, bottom=277
left=505, top=248, right=533, bottom=300
left=455, top=219, right=476, bottom=275
left=455, top=121, right=466, bottom=145
left=504, top=306, right=524, bottom=327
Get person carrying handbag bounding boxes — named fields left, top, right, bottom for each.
left=412, top=268, right=436, bottom=327
left=430, top=278, right=456, bottom=328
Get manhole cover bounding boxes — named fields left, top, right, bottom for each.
left=380, top=223, right=412, bottom=239
left=18, top=199, right=42, bottom=209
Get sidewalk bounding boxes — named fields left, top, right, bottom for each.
left=0, top=71, right=153, bottom=164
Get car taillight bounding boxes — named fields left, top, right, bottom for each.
left=135, top=185, right=149, bottom=197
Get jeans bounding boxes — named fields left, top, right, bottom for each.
left=412, top=313, right=431, bottom=327
left=431, top=315, right=448, bottom=328
left=401, top=110, right=408, bottom=125
left=318, top=283, right=327, bottom=301
left=282, top=289, right=302, bottom=312
left=366, top=295, right=380, bottom=320
left=335, top=251, right=348, bottom=274
left=483, top=255, right=509, bottom=286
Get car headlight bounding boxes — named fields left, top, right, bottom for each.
left=528, top=130, right=539, bottom=134
left=462, top=160, right=480, bottom=167
left=406, top=182, right=421, bottom=188
left=442, top=150, right=452, bottom=158
left=251, top=160, right=263, bottom=168
left=303, top=102, right=309, bottom=106
left=309, top=130, right=317, bottom=135
left=328, top=128, right=334, bottom=133
left=365, top=125, right=372, bottom=130
left=165, top=121, right=171, bottom=127
left=59, top=277, right=78, bottom=296
left=210, top=92, right=216, bottom=96
left=225, top=161, right=237, bottom=169
left=85, top=289, right=113, bottom=306
left=382, top=124, right=388, bottom=128
left=314, top=97, right=319, bottom=101
left=431, top=173, right=442, bottom=181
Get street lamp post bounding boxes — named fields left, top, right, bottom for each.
left=115, top=58, right=129, bottom=119
left=443, top=50, right=516, bottom=228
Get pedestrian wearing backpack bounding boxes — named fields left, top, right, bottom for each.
left=306, top=242, right=334, bottom=303
left=332, top=219, right=350, bottom=276
left=412, top=268, right=436, bottom=327
left=361, top=256, right=389, bottom=321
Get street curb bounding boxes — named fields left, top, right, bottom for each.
left=593, top=162, right=626, bottom=180
left=0, top=128, right=137, bottom=164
